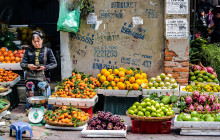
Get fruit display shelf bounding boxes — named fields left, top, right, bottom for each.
left=81, top=125, right=127, bottom=138
left=190, top=82, right=219, bottom=86
left=0, top=63, right=22, bottom=70
left=0, top=89, right=12, bottom=96
left=174, top=115, right=220, bottom=136
left=142, top=84, right=180, bottom=97
left=97, top=89, right=142, bottom=97
left=0, top=75, right=20, bottom=87
left=180, top=86, right=220, bottom=98
left=45, top=124, right=86, bottom=130
left=48, top=95, right=98, bottom=108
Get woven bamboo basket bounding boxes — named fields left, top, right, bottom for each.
left=184, top=109, right=220, bottom=114
left=0, top=99, right=10, bottom=113
left=45, top=118, right=89, bottom=127
left=126, top=111, right=175, bottom=122
left=0, top=87, right=10, bottom=93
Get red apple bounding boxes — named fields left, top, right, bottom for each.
left=19, top=53, right=24, bottom=58
left=14, top=53, right=19, bottom=57
left=13, top=50, right=18, bottom=54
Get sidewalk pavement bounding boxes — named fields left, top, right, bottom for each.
left=0, top=104, right=218, bottom=140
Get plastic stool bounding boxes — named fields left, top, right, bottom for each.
left=10, top=122, right=33, bottom=140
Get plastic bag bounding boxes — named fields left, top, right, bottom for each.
left=57, top=0, right=80, bottom=33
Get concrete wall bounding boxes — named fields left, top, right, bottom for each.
left=60, top=0, right=190, bottom=84
left=61, top=0, right=164, bottom=79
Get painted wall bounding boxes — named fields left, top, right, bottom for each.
left=61, top=0, right=165, bottom=79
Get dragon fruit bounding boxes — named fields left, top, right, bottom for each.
left=192, top=65, right=201, bottom=71
left=193, top=91, right=200, bottom=101
left=203, top=92, right=208, bottom=98
left=201, top=67, right=207, bottom=71
left=188, top=104, right=195, bottom=111
left=198, top=95, right=206, bottom=105
left=196, top=105, right=203, bottom=111
left=208, top=94, right=216, bottom=104
left=204, top=104, right=211, bottom=111
left=185, top=95, right=193, bottom=104
left=213, top=72, right=217, bottom=78
left=211, top=103, right=219, bottom=111
left=206, top=67, right=214, bottom=74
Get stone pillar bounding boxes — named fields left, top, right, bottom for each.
left=164, top=0, right=190, bottom=85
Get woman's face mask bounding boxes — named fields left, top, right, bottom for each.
left=32, top=35, right=43, bottom=49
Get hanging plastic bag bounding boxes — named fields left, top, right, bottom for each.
left=57, top=0, right=80, bottom=33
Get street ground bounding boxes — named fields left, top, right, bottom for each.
left=0, top=104, right=219, bottom=140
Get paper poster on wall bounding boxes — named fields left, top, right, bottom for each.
left=166, top=19, right=188, bottom=39
left=166, top=0, right=188, bottom=14
left=87, top=13, right=97, bottom=24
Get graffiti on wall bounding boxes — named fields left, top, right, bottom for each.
left=111, top=2, right=137, bottom=8
left=94, top=46, right=118, bottom=58
left=99, top=10, right=123, bottom=19
left=71, top=29, right=94, bottom=45
left=121, top=22, right=146, bottom=40
left=146, top=8, right=158, bottom=18
left=121, top=54, right=152, bottom=68
left=93, top=59, right=118, bottom=70
left=96, top=32, right=120, bottom=42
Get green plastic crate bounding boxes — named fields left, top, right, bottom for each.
left=104, top=96, right=140, bottom=115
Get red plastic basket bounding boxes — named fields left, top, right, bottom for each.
left=80, top=107, right=93, bottom=118
left=131, top=119, right=171, bottom=134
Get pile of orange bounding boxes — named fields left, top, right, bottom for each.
left=52, top=72, right=98, bottom=98
left=97, top=67, right=148, bottom=90
left=0, top=47, right=25, bottom=63
left=44, top=106, right=89, bottom=124
left=0, top=69, right=19, bottom=82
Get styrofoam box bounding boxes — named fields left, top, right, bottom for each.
left=0, top=110, right=7, bottom=119
left=174, top=115, right=220, bottom=135
left=0, top=89, right=12, bottom=96
left=180, top=86, right=220, bottom=98
left=0, top=76, right=20, bottom=87
left=0, top=63, right=22, bottom=70
left=97, top=89, right=142, bottom=97
left=45, top=124, right=86, bottom=130
left=48, top=94, right=98, bottom=108
left=142, top=84, right=179, bottom=97
left=81, top=125, right=127, bottom=138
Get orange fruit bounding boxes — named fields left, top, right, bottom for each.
left=104, top=71, right=110, bottom=77
left=114, top=77, right=120, bottom=83
left=114, top=69, right=119, bottom=75
left=101, top=69, right=107, bottom=75
left=103, top=81, right=109, bottom=86
left=99, top=75, right=106, bottom=83
left=119, top=77, right=125, bottom=82
left=117, top=82, right=125, bottom=90
left=10, top=56, right=15, bottom=61
left=126, top=69, right=134, bottom=75
left=107, top=75, right=114, bottom=82
left=135, top=74, right=141, bottom=79
left=136, top=79, right=142, bottom=85
left=108, top=69, right=113, bottom=74
left=141, top=73, right=147, bottom=79
left=0, top=56, right=4, bottom=62
left=118, top=71, right=125, bottom=77
left=97, top=74, right=101, bottom=78
left=8, top=50, right=13, bottom=54
left=111, top=81, right=116, bottom=87
left=0, top=47, right=6, bottom=53
left=132, top=83, right=139, bottom=90
left=4, top=56, right=10, bottom=62
left=3, top=52, right=8, bottom=57
left=129, top=77, right=136, bottom=84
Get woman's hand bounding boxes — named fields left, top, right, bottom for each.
left=36, top=66, right=46, bottom=71
left=27, top=64, right=38, bottom=70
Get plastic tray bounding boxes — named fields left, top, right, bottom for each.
left=0, top=76, right=20, bottom=87
left=48, top=95, right=98, bottom=108
left=142, top=85, right=179, bottom=97
left=180, top=86, right=220, bottom=98
left=81, top=125, right=127, bottom=138
left=0, top=89, right=12, bottom=96
left=104, top=96, right=140, bottom=115
left=131, top=119, right=171, bottom=134
left=0, top=63, right=22, bottom=70
left=174, top=115, right=220, bottom=135
left=97, top=89, right=142, bottom=97
left=45, top=124, right=86, bottom=130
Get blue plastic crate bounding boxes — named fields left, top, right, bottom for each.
left=104, top=96, right=140, bottom=115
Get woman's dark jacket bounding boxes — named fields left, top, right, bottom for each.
left=20, top=45, right=57, bottom=78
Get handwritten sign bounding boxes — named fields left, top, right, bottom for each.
left=166, top=19, right=188, bottom=39
left=166, top=0, right=188, bottom=14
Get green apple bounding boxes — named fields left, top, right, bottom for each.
left=137, top=111, right=144, bottom=116
left=145, top=111, right=151, bottom=116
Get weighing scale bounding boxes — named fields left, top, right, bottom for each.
left=28, top=96, right=46, bottom=126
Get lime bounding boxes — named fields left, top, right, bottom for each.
left=137, top=111, right=144, bottom=116
left=145, top=111, right=151, bottom=116
left=128, top=109, right=134, bottom=115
